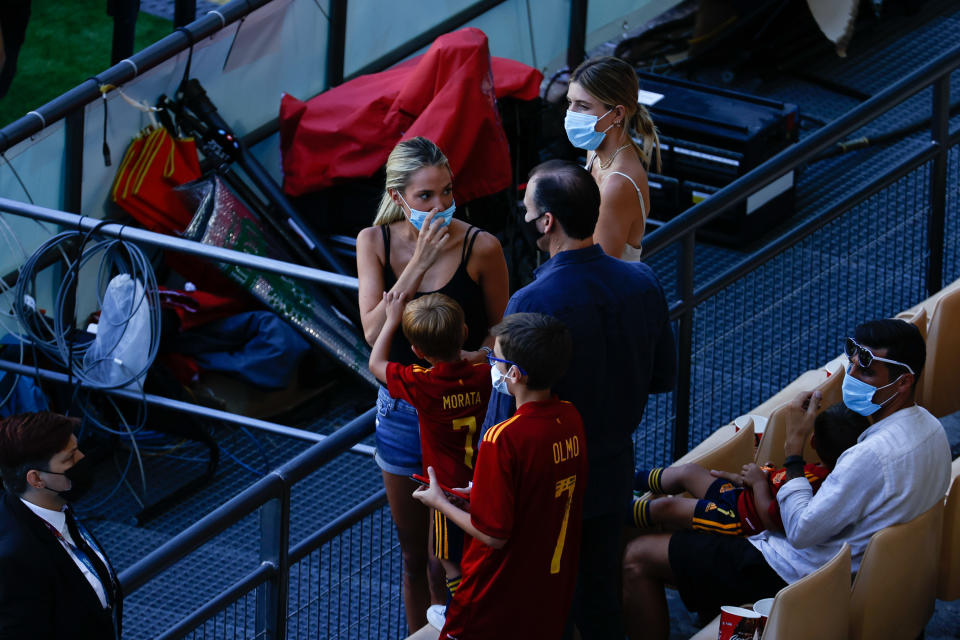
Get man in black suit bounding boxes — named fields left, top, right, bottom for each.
left=0, top=412, right=122, bottom=639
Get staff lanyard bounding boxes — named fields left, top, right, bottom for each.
left=40, top=518, right=110, bottom=602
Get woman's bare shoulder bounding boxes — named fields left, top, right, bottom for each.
left=602, top=163, right=648, bottom=190
left=466, top=226, right=503, bottom=255
left=356, top=225, right=385, bottom=259
left=357, top=224, right=381, bottom=241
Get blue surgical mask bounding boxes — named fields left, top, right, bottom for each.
left=842, top=367, right=903, bottom=416
left=564, top=108, right=614, bottom=151
left=397, top=192, right=456, bottom=230
left=490, top=364, right=513, bottom=396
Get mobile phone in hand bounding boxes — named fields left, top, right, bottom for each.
left=411, top=473, right=470, bottom=502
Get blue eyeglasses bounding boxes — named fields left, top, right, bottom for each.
left=485, top=354, right=527, bottom=376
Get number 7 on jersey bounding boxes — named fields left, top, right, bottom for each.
left=452, top=416, right=478, bottom=469
left=551, top=475, right=577, bottom=574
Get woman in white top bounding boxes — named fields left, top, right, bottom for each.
left=565, top=56, right=661, bottom=260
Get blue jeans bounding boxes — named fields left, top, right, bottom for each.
left=374, top=385, right=422, bottom=476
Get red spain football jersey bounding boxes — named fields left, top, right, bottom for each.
left=441, top=398, right=588, bottom=640
left=738, top=463, right=830, bottom=533
left=385, top=360, right=492, bottom=488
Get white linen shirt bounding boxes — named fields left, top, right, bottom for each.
left=749, top=404, right=951, bottom=584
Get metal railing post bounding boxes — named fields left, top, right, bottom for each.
left=257, top=489, right=291, bottom=639
left=926, top=76, right=949, bottom=296
left=672, top=232, right=696, bottom=459
left=63, top=110, right=84, bottom=214
left=567, top=0, right=588, bottom=71
left=327, top=0, right=348, bottom=88
left=174, top=0, right=197, bottom=28
left=108, top=0, right=139, bottom=65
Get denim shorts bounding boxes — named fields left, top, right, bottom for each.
left=374, top=385, right=422, bottom=476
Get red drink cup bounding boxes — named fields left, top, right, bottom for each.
left=717, top=605, right=761, bottom=640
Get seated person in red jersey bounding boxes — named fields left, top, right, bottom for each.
left=369, top=291, right=492, bottom=604
left=413, top=312, right=588, bottom=640
left=630, top=399, right=869, bottom=536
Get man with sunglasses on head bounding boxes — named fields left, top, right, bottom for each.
left=622, top=318, right=951, bottom=640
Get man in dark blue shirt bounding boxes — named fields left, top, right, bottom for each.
left=483, top=160, right=676, bottom=638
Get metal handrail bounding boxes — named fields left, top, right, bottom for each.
left=119, top=408, right=377, bottom=595
left=691, top=130, right=958, bottom=310
left=0, top=359, right=374, bottom=452
left=0, top=0, right=273, bottom=154
left=157, top=562, right=278, bottom=640
left=637, top=44, right=960, bottom=457
left=289, top=489, right=388, bottom=563
left=643, top=43, right=960, bottom=260
left=0, top=198, right=358, bottom=290
left=4, top=3, right=957, bottom=638
left=150, top=488, right=390, bottom=639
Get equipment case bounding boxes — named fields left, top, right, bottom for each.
left=637, top=71, right=799, bottom=245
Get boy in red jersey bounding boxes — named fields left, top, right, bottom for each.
left=369, top=291, right=492, bottom=608
left=630, top=401, right=868, bottom=535
left=413, top=312, right=588, bottom=640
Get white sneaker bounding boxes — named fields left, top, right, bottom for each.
left=426, top=604, right=446, bottom=630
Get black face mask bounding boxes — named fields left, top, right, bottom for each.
left=520, top=211, right=546, bottom=248
left=42, top=458, right=94, bottom=501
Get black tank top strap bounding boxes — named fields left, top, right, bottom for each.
left=380, top=222, right=488, bottom=366
left=460, top=226, right=481, bottom=266
left=381, top=224, right=391, bottom=266
left=380, top=224, right=397, bottom=289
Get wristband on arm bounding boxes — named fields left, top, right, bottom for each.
left=783, top=455, right=805, bottom=479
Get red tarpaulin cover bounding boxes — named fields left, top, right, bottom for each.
left=279, top=28, right=542, bottom=202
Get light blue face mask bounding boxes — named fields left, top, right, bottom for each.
left=490, top=363, right=513, bottom=396
left=564, top=108, right=614, bottom=151
left=397, top=192, right=456, bottom=230
left=842, top=367, right=903, bottom=416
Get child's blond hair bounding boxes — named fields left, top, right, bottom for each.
left=401, top=293, right=465, bottom=361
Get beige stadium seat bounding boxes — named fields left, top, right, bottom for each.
left=918, top=287, right=960, bottom=417
left=405, top=625, right=439, bottom=640
left=895, top=306, right=928, bottom=401
left=749, top=368, right=830, bottom=418
left=673, top=423, right=740, bottom=467
left=895, top=305, right=928, bottom=340
left=759, top=543, right=851, bottom=640
left=849, top=500, right=944, bottom=640
left=683, top=363, right=839, bottom=467
left=754, top=365, right=843, bottom=467
left=813, top=362, right=845, bottom=412
left=684, top=419, right=755, bottom=476
left=937, top=474, right=960, bottom=601
left=633, top=421, right=756, bottom=505
left=898, top=275, right=960, bottom=324
left=688, top=544, right=851, bottom=640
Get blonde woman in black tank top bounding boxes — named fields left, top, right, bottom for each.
left=355, top=137, right=509, bottom=632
